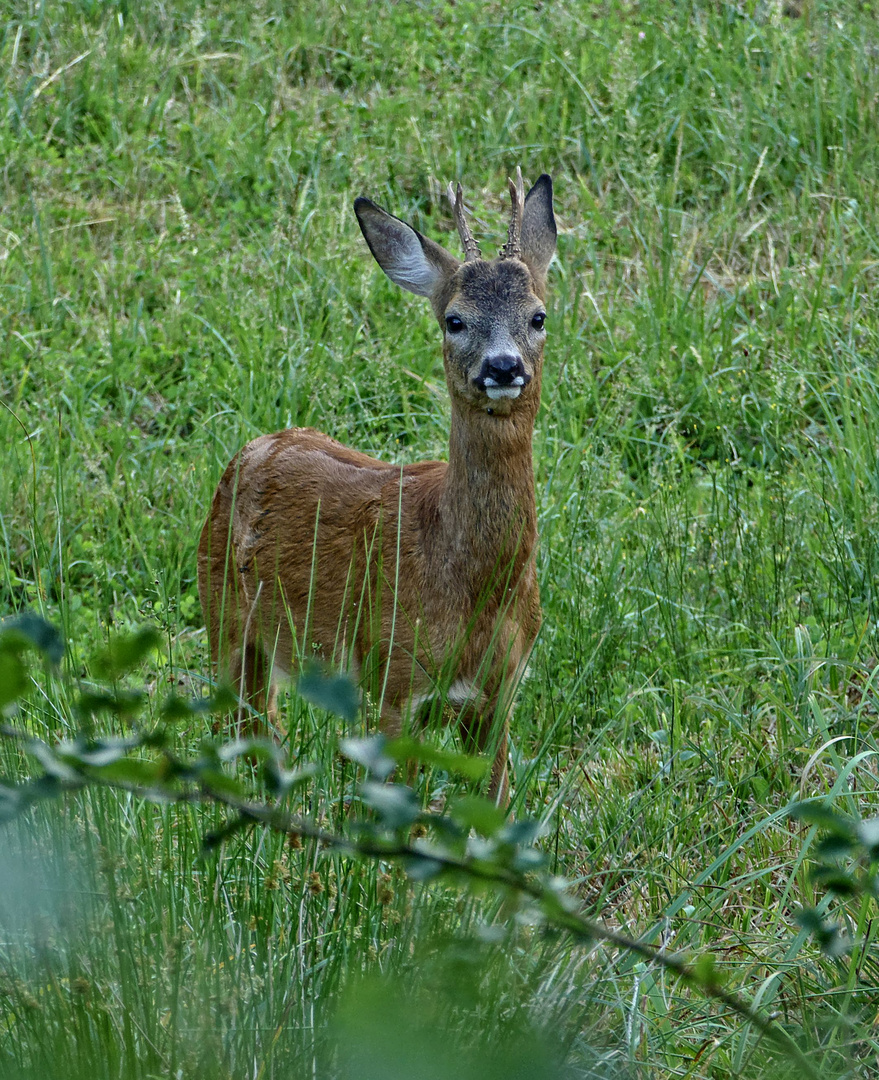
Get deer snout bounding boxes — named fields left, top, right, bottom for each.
left=477, top=354, right=531, bottom=400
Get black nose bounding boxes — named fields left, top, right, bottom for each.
left=483, top=355, right=528, bottom=386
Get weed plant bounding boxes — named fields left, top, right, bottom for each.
left=2, top=0, right=879, bottom=1076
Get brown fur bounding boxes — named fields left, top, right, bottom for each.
left=198, top=175, right=557, bottom=803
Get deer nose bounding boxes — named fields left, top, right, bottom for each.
left=482, top=354, right=530, bottom=388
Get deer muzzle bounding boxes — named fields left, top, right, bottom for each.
left=476, top=354, right=531, bottom=400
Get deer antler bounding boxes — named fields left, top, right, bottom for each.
left=500, top=166, right=526, bottom=260
left=446, top=182, right=481, bottom=262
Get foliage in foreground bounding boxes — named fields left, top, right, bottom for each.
left=1, top=615, right=875, bottom=1079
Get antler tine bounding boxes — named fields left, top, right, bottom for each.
left=500, top=166, right=526, bottom=260
left=446, top=181, right=481, bottom=262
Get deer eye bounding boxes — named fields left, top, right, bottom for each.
left=445, top=315, right=465, bottom=334
left=531, top=312, right=546, bottom=331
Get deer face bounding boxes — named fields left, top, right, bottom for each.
left=354, top=173, right=556, bottom=419
left=439, top=258, right=547, bottom=415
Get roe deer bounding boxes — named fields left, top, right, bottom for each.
left=198, top=170, right=556, bottom=803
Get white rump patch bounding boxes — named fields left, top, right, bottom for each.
left=446, top=678, right=485, bottom=707
left=406, top=691, right=434, bottom=713
left=405, top=678, right=485, bottom=715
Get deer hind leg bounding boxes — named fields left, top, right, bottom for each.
left=200, top=504, right=286, bottom=740
left=207, top=644, right=284, bottom=746
left=221, top=640, right=281, bottom=739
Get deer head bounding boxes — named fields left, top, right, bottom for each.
left=354, top=172, right=556, bottom=420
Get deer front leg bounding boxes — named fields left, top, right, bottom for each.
left=457, top=700, right=511, bottom=808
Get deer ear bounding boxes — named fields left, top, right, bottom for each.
left=355, top=198, right=460, bottom=298
left=520, top=175, right=557, bottom=293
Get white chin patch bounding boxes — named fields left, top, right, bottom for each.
left=485, top=386, right=522, bottom=401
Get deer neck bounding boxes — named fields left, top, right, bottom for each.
left=438, top=398, right=538, bottom=580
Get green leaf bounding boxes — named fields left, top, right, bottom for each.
left=403, top=855, right=445, bottom=881
left=194, top=768, right=246, bottom=798
left=857, top=816, right=879, bottom=854
left=92, top=627, right=163, bottom=680
left=25, top=739, right=80, bottom=782
left=297, top=662, right=360, bottom=723
left=141, top=729, right=170, bottom=751
left=428, top=814, right=467, bottom=843
left=814, top=835, right=857, bottom=861
left=499, top=819, right=543, bottom=847
left=160, top=693, right=199, bottom=721
left=691, top=952, right=725, bottom=988
left=794, top=907, right=826, bottom=935
left=0, top=614, right=64, bottom=665
left=540, top=886, right=579, bottom=920
left=0, top=783, right=23, bottom=822
left=57, top=735, right=143, bottom=768
left=450, top=795, right=506, bottom=838
left=340, top=736, right=395, bottom=779
left=0, top=649, right=29, bottom=710
left=166, top=685, right=238, bottom=718
left=359, top=781, right=419, bottom=828
left=385, top=735, right=490, bottom=780
left=94, top=758, right=166, bottom=786
left=218, top=737, right=282, bottom=764
left=789, top=801, right=854, bottom=836
left=825, top=932, right=852, bottom=959
left=202, top=685, right=239, bottom=714
left=795, top=907, right=851, bottom=957
left=809, top=866, right=859, bottom=895
left=265, top=761, right=321, bottom=796
left=511, top=847, right=546, bottom=873
left=76, top=690, right=146, bottom=719
left=28, top=775, right=68, bottom=802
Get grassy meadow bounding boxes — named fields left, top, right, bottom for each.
left=3, top=0, right=879, bottom=1075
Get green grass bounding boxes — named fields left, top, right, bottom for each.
left=3, top=0, right=879, bottom=1075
